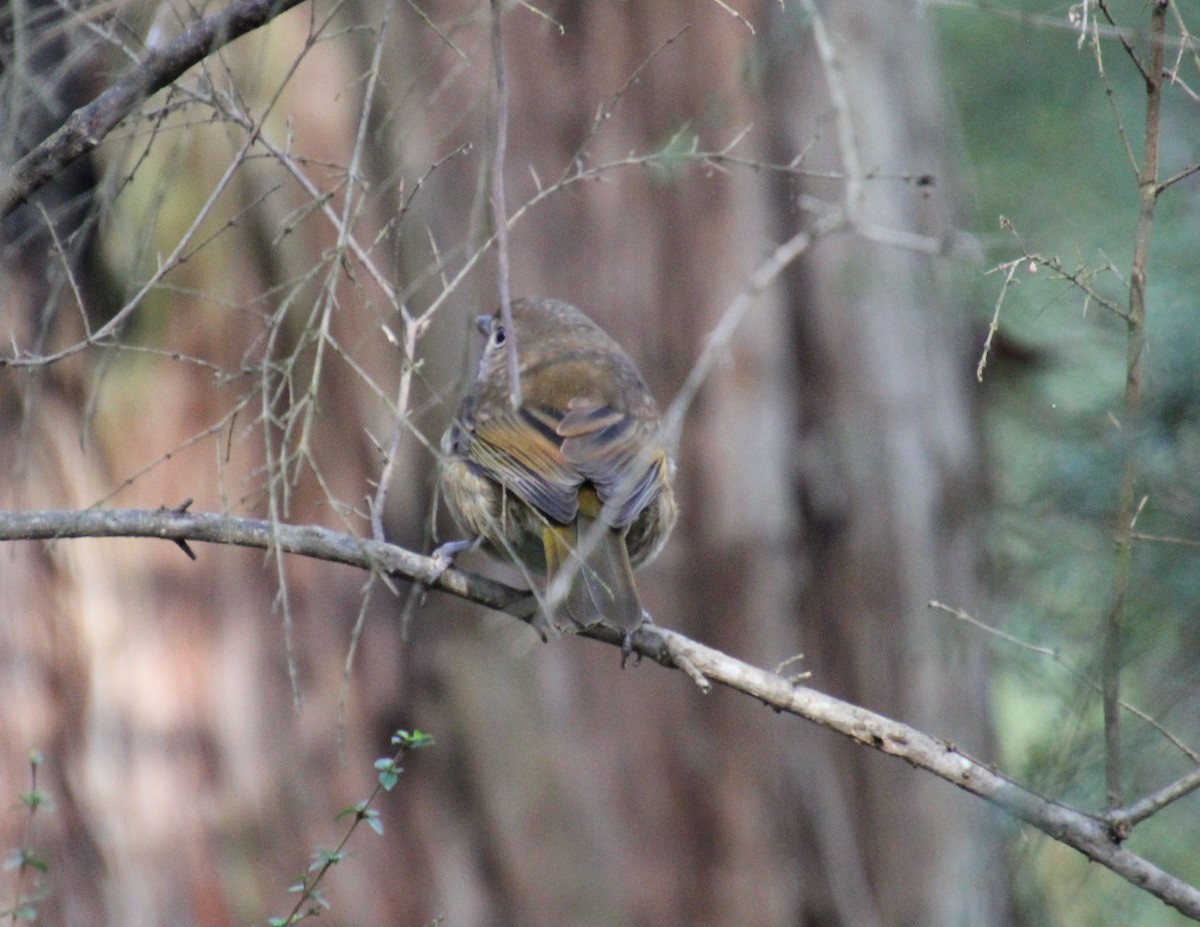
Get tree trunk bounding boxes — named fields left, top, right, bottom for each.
left=0, top=2, right=1008, bottom=925
left=762, top=5, right=1010, bottom=925
left=388, top=2, right=1009, bottom=925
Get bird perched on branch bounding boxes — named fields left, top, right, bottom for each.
left=440, top=297, right=677, bottom=645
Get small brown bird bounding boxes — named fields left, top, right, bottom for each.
left=440, top=297, right=677, bottom=640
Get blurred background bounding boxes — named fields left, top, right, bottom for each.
left=1, top=1, right=1198, bottom=925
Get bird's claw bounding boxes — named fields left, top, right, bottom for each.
left=426, top=538, right=475, bottom=585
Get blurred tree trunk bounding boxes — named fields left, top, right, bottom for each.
left=764, top=5, right=1009, bottom=925
left=0, top=2, right=1008, bottom=926
left=387, top=2, right=1009, bottom=926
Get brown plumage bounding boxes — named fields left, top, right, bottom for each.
left=440, top=297, right=677, bottom=637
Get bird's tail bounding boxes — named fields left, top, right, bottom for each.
left=542, top=513, right=643, bottom=634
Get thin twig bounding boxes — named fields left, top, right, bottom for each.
left=0, top=0, right=311, bottom=218
left=929, top=601, right=1200, bottom=767
left=662, top=207, right=851, bottom=453
left=1132, top=532, right=1200, bottom=549
left=920, top=0, right=1191, bottom=53
left=977, top=260, right=1018, bottom=382
left=996, top=217, right=1130, bottom=321
left=1090, top=15, right=1140, bottom=180
left=559, top=24, right=692, bottom=184
left=405, top=0, right=469, bottom=62
left=1106, top=766, right=1200, bottom=835
left=489, top=0, right=520, bottom=408
left=707, top=0, right=756, bottom=35
left=1096, top=0, right=1152, bottom=86
left=3, top=131, right=259, bottom=367
left=799, top=0, right=864, bottom=222
left=1157, top=162, right=1200, bottom=194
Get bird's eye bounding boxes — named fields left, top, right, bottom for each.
left=491, top=324, right=507, bottom=347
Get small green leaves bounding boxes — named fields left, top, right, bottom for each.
left=4, top=750, right=52, bottom=925
left=336, top=801, right=383, bottom=835
left=3, top=849, right=47, bottom=873
left=647, top=125, right=699, bottom=185
left=19, top=789, right=52, bottom=813
left=374, top=758, right=403, bottom=792
left=309, top=850, right=344, bottom=872
left=377, top=729, right=433, bottom=790
left=269, top=726, right=434, bottom=925
left=391, top=728, right=434, bottom=750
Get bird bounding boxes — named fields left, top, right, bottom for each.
left=440, top=296, right=677, bottom=645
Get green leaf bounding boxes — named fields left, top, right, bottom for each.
left=391, top=728, right=434, bottom=750
left=310, top=850, right=343, bottom=871
left=21, top=851, right=47, bottom=873
left=3, top=849, right=47, bottom=873
left=647, top=126, right=698, bottom=185
left=20, top=790, right=51, bottom=812
left=365, top=811, right=384, bottom=837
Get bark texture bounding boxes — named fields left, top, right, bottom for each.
left=0, top=2, right=1006, bottom=925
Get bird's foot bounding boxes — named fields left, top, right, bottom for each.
left=426, top=538, right=476, bottom=585
left=619, top=610, right=653, bottom=668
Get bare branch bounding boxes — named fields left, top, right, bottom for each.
left=923, top=0, right=1191, bottom=52
left=1090, top=14, right=1141, bottom=180
left=1096, top=0, right=1152, bottom=86
left=649, top=630, right=1200, bottom=919
left=996, top=216, right=1131, bottom=321
left=931, top=601, right=1200, bottom=766
left=1132, top=531, right=1200, bottom=549
left=3, top=508, right=1200, bottom=918
left=1157, top=161, right=1200, bottom=194
left=1107, top=766, right=1200, bottom=834
left=3, top=130, right=258, bottom=367
left=1, top=0, right=311, bottom=219
left=1103, top=0, right=1168, bottom=813
left=0, top=507, right=533, bottom=616
left=559, top=24, right=692, bottom=183
left=490, top=0, right=520, bottom=409
left=662, top=207, right=851, bottom=453
left=976, top=260, right=1018, bottom=382
left=799, top=0, right=864, bottom=222
left=707, top=0, right=756, bottom=35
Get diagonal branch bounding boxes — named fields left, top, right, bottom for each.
left=0, top=0, right=310, bottom=219
left=1106, top=766, right=1200, bottom=834
left=2, top=506, right=1200, bottom=919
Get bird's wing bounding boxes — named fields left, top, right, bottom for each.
left=465, top=407, right=582, bottom=524
left=555, top=398, right=669, bottom=530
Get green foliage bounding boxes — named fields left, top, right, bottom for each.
left=3, top=751, right=52, bottom=924
left=646, top=125, right=700, bottom=185
left=268, top=728, right=434, bottom=926
left=940, top=2, right=1200, bottom=925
